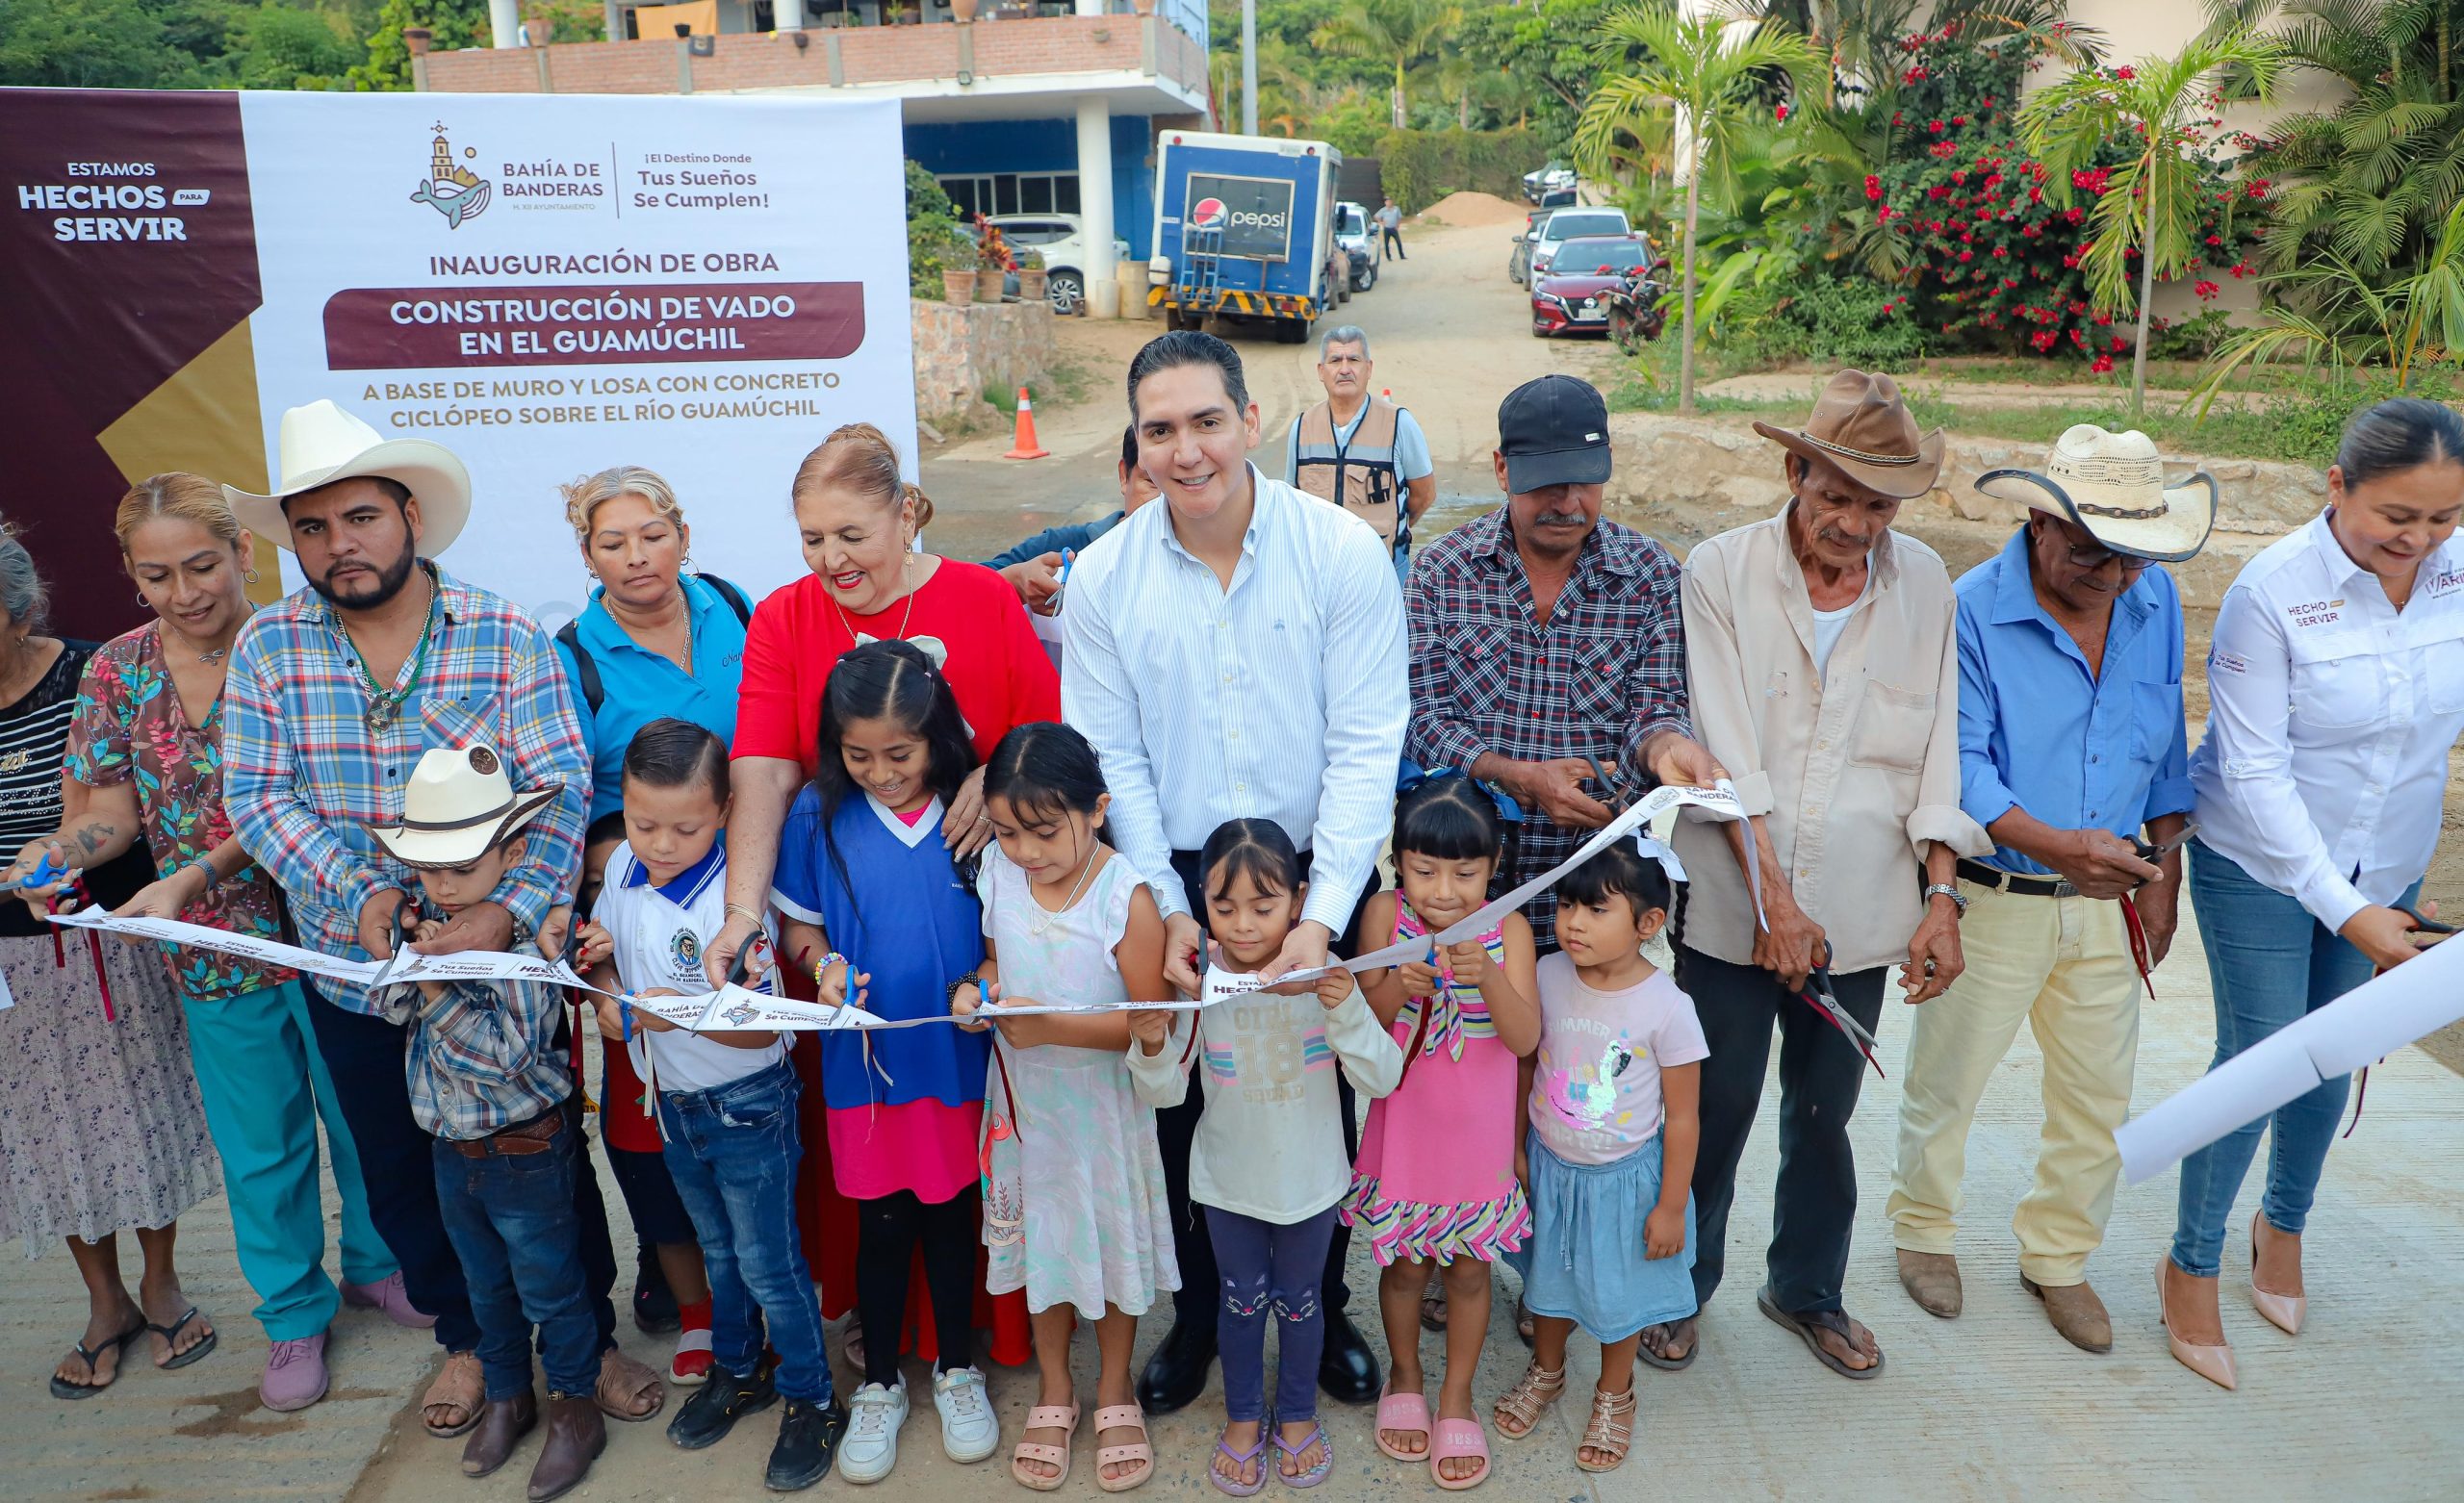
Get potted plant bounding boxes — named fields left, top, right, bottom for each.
left=1015, top=248, right=1047, bottom=304
left=941, top=234, right=979, bottom=306
left=974, top=217, right=1014, bottom=300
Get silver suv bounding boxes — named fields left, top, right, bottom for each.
left=1333, top=200, right=1381, bottom=292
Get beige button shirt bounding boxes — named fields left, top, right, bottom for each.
left=1672, top=508, right=1988, bottom=972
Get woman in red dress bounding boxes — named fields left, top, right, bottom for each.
left=705, top=422, right=1059, bottom=1370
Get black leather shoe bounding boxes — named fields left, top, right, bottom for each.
left=1135, top=1318, right=1216, bottom=1415
left=1317, top=1308, right=1379, bottom=1404
left=764, top=1396, right=849, bottom=1491
left=633, top=1254, right=680, bottom=1336
left=666, top=1364, right=778, bottom=1450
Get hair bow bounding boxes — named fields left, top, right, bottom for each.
left=1634, top=832, right=1687, bottom=886
left=1395, top=760, right=1524, bottom=824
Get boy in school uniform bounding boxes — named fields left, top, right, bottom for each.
left=372, top=744, right=606, bottom=1503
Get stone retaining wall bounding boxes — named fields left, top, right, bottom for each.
left=912, top=297, right=1057, bottom=430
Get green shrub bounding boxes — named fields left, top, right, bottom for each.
left=1374, top=126, right=1542, bottom=213
left=905, top=160, right=963, bottom=298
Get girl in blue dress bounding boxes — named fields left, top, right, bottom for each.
left=772, top=640, right=998, bottom=1483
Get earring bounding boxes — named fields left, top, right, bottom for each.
left=244, top=568, right=260, bottom=584
left=137, top=591, right=148, bottom=607
left=681, top=553, right=694, bottom=573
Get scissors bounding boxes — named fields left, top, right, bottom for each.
left=0, top=850, right=67, bottom=896
left=2396, top=904, right=2456, bottom=940
left=1584, top=753, right=1639, bottom=816
left=1798, top=945, right=1886, bottom=1079
left=1046, top=548, right=1077, bottom=615
left=2132, top=823, right=2199, bottom=867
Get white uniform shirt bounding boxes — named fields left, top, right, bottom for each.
left=1061, top=465, right=1408, bottom=932
left=2191, top=512, right=2464, bottom=930
left=596, top=839, right=785, bottom=1092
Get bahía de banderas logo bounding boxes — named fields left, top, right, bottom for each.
left=412, top=123, right=491, bottom=229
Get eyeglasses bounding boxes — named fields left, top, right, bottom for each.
left=2063, top=542, right=2151, bottom=574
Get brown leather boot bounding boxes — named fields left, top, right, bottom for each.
left=2022, top=1273, right=2113, bottom=1353
left=526, top=1392, right=606, bottom=1502
left=460, top=1390, right=538, bottom=1477
left=1896, top=1250, right=1963, bottom=1318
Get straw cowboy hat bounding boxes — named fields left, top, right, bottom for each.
left=223, top=399, right=471, bottom=555
left=1976, top=424, right=2217, bottom=562
left=372, top=744, right=559, bottom=870
left=1752, top=369, right=1946, bottom=500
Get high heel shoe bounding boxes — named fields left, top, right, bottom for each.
left=2249, top=1212, right=2306, bottom=1336
left=2155, top=1258, right=2237, bottom=1390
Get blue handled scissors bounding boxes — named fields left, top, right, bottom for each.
left=0, top=850, right=67, bottom=895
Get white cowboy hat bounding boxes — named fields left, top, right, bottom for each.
left=222, top=399, right=472, bottom=556
left=372, top=744, right=560, bottom=871
left=1976, top=424, right=2216, bottom=562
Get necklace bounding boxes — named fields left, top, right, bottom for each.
left=678, top=582, right=695, bottom=670
left=339, top=570, right=442, bottom=734
left=1030, top=843, right=1101, bottom=936
left=831, top=557, right=917, bottom=650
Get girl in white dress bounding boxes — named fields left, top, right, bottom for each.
left=958, top=722, right=1176, bottom=1493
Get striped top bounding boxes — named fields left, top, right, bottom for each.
left=1060, top=466, right=1408, bottom=935
left=0, top=640, right=151, bottom=939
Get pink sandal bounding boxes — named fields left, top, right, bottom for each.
left=1428, top=1417, right=1491, bottom=1490
left=1092, top=1403, right=1155, bottom=1492
left=1012, top=1403, right=1078, bottom=1491
left=1373, top=1385, right=1430, bottom=1463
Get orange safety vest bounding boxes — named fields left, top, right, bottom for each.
left=1294, top=396, right=1409, bottom=548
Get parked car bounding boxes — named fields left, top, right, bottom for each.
left=1529, top=234, right=1656, bottom=339
left=982, top=212, right=1132, bottom=316
left=1333, top=199, right=1382, bottom=292
left=1527, top=207, right=1632, bottom=282
left=1522, top=162, right=1578, bottom=202
left=1508, top=208, right=1553, bottom=285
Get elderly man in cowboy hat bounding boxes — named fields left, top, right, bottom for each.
left=1649, top=369, right=1988, bottom=1380
left=1886, top=424, right=2211, bottom=1355
left=218, top=399, right=669, bottom=1439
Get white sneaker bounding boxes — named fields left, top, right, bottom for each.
left=838, top=1379, right=909, bottom=1484
left=933, top=1366, right=1000, bottom=1463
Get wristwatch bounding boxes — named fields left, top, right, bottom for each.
left=1922, top=882, right=1968, bottom=914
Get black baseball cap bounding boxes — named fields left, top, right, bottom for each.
left=1497, top=374, right=1612, bottom=493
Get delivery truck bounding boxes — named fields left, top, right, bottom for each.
left=1145, top=130, right=1341, bottom=344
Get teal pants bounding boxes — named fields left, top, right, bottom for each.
left=183, top=979, right=395, bottom=1340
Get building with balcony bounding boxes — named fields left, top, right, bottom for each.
left=418, top=0, right=1210, bottom=317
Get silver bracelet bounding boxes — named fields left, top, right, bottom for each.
left=1922, top=882, right=1968, bottom=914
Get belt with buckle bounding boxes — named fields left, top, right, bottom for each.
left=1956, top=858, right=2077, bottom=900
left=450, top=1110, right=564, bottom=1159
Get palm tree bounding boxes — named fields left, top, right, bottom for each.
left=1312, top=0, right=1461, bottom=129
left=2019, top=26, right=2284, bottom=417
left=1574, top=2, right=1824, bottom=413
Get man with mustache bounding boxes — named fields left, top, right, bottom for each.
left=219, top=400, right=668, bottom=1450
left=1886, top=424, right=2207, bottom=1357
left=1282, top=326, right=1435, bottom=586
left=1656, top=370, right=1985, bottom=1381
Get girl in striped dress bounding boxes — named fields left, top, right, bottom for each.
left=1344, top=776, right=1539, bottom=1490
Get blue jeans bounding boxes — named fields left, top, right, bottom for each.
left=658, top=1059, right=834, bottom=1404
left=1206, top=1205, right=1336, bottom=1426
left=431, top=1116, right=603, bottom=1400
left=1393, top=543, right=1412, bottom=588
left=2169, top=841, right=2414, bottom=1278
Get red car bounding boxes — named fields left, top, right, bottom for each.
left=1530, top=235, right=1653, bottom=338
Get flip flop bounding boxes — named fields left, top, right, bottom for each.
left=51, top=1316, right=146, bottom=1400
left=1373, top=1385, right=1430, bottom=1462
left=1757, top=1284, right=1884, bottom=1380
left=1427, top=1416, right=1491, bottom=1490
left=1273, top=1420, right=1333, bottom=1488
left=1637, top=1316, right=1699, bottom=1371
left=147, top=1307, right=218, bottom=1370
left=1210, top=1418, right=1270, bottom=1497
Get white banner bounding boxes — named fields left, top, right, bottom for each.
left=237, top=91, right=916, bottom=624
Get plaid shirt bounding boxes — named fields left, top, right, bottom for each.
left=381, top=929, right=572, bottom=1140
left=1403, top=510, right=1692, bottom=949
left=222, top=565, right=589, bottom=1017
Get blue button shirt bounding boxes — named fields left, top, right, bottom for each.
left=552, top=573, right=751, bottom=822
left=1955, top=527, right=2195, bottom=876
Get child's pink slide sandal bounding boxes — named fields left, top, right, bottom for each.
left=1428, top=1417, right=1491, bottom=1490
left=1373, top=1386, right=1430, bottom=1463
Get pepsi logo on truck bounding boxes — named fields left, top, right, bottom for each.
left=1184, top=173, right=1295, bottom=262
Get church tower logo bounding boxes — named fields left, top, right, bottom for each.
left=410, top=123, right=491, bottom=229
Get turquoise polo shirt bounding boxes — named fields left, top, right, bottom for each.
left=552, top=573, right=752, bottom=822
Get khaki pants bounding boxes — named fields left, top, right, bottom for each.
left=1886, top=882, right=2142, bottom=1286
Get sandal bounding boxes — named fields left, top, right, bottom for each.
left=595, top=1346, right=667, bottom=1420
left=49, top=1315, right=146, bottom=1400
left=147, top=1306, right=218, bottom=1370
left=1272, top=1420, right=1333, bottom=1489
left=1638, top=1315, right=1698, bottom=1371
left=1756, top=1284, right=1884, bottom=1380
left=1373, top=1383, right=1429, bottom=1462
left=1490, top=1360, right=1564, bottom=1440
left=1093, top=1402, right=1153, bottom=1493
left=1427, top=1416, right=1491, bottom=1490
left=1210, top=1418, right=1270, bottom=1497
left=1012, top=1402, right=1078, bottom=1490
left=1575, top=1386, right=1635, bottom=1473
left=1419, top=1270, right=1446, bottom=1333
left=423, top=1350, right=486, bottom=1438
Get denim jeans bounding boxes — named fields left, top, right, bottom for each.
left=658, top=1059, right=834, bottom=1404
left=431, top=1116, right=603, bottom=1400
left=1392, top=543, right=1412, bottom=589
left=2169, top=841, right=2415, bottom=1278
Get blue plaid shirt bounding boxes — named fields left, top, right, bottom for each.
left=222, top=565, right=590, bottom=1017
left=382, top=948, right=572, bottom=1140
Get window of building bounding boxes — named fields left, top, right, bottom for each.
left=939, top=171, right=1081, bottom=219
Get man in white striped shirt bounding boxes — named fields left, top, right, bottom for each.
left=1063, top=329, right=1405, bottom=1416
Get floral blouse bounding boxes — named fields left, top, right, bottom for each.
left=65, top=622, right=295, bottom=1004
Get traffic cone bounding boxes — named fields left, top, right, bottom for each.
left=1381, top=388, right=1393, bottom=398
left=1004, top=387, right=1050, bottom=460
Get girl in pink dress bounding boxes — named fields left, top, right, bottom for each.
left=1344, top=776, right=1539, bottom=1490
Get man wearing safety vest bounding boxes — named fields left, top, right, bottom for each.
left=1282, top=325, right=1436, bottom=585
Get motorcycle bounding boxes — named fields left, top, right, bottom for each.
left=1604, top=258, right=1672, bottom=353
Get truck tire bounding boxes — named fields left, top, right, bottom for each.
left=1275, top=318, right=1309, bottom=344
